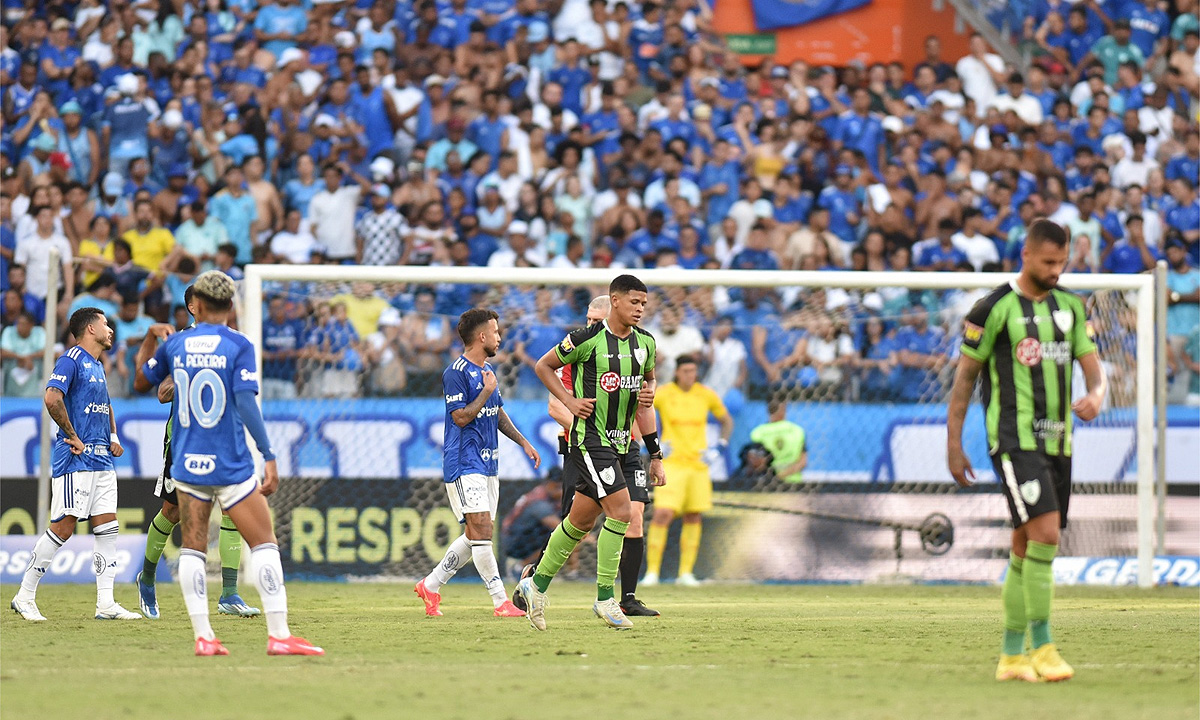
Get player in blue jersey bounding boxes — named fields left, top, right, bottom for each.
left=11, top=307, right=141, bottom=622
left=134, top=271, right=322, bottom=657
left=415, top=308, right=541, bottom=618
left=135, top=285, right=260, bottom=620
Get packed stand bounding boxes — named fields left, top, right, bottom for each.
left=0, top=0, right=1197, bottom=404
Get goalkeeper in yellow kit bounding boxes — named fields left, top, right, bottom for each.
left=644, top=355, right=733, bottom=586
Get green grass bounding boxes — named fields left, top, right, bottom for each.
left=1, top=582, right=1196, bottom=720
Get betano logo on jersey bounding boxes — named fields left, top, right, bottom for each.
left=599, top=372, right=641, bottom=392
left=82, top=402, right=110, bottom=415
left=1015, top=339, right=1071, bottom=367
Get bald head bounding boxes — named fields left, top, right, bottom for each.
left=586, top=295, right=611, bottom=323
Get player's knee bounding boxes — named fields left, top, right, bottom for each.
left=652, top=508, right=674, bottom=525
left=163, top=503, right=181, bottom=524
left=682, top=513, right=702, bottom=523
left=465, top=516, right=493, bottom=540
left=49, top=516, right=77, bottom=537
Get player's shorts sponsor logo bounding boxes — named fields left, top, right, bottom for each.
left=185, top=353, right=227, bottom=369
left=50, top=373, right=68, bottom=383
left=1019, top=478, right=1042, bottom=506
left=240, top=369, right=258, bottom=382
left=963, top=321, right=984, bottom=344
left=634, top=469, right=647, bottom=488
left=185, top=336, right=222, bottom=354
left=445, top=393, right=464, bottom=403
left=183, top=453, right=218, bottom=475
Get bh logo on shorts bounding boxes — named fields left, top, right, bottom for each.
left=259, top=566, right=281, bottom=595
left=1020, top=478, right=1042, bottom=506
left=1015, top=338, right=1042, bottom=367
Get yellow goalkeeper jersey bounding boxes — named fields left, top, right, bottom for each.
left=654, top=382, right=728, bottom=467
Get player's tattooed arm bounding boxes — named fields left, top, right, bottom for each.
left=44, top=387, right=83, bottom=453
left=450, top=370, right=498, bottom=427
left=157, top=375, right=175, bottom=404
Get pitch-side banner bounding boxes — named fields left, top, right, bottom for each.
left=0, top=534, right=148, bottom=585
left=746, top=0, right=872, bottom=31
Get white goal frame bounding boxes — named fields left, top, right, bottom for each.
left=243, top=265, right=1160, bottom=587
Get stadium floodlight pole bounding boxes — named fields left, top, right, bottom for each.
left=36, top=249, right=60, bottom=532
left=1154, top=261, right=1168, bottom=557
left=241, top=265, right=1157, bottom=587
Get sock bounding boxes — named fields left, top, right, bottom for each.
left=219, top=515, right=241, bottom=598
left=679, top=522, right=702, bottom=577
left=1023, top=541, right=1057, bottom=649
left=425, top=534, right=473, bottom=593
left=596, top=517, right=629, bottom=601
left=251, top=543, right=290, bottom=639
left=645, top=522, right=668, bottom=576
left=142, top=511, right=176, bottom=584
left=93, top=520, right=119, bottom=607
left=178, top=549, right=215, bottom=641
left=620, top=536, right=645, bottom=600
left=17, top=529, right=65, bottom=600
left=1002, top=553, right=1027, bottom=656
left=470, top=539, right=507, bottom=607
left=533, top=517, right=586, bottom=593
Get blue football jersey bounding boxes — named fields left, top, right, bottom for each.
left=141, top=323, right=260, bottom=486
left=46, top=345, right=116, bottom=477
left=443, top=355, right=502, bottom=482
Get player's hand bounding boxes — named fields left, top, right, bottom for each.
left=702, top=447, right=723, bottom=466
left=1072, top=393, right=1102, bottom=422
left=648, top=458, right=666, bottom=486
left=638, top=380, right=655, bottom=408
left=566, top=396, right=596, bottom=419
left=110, top=439, right=124, bottom=458
left=260, top=459, right=279, bottom=497
left=947, top=444, right=975, bottom=488
left=65, top=435, right=84, bottom=455
left=481, top=369, right=497, bottom=395
left=147, top=323, right=175, bottom=341
left=522, top=440, right=541, bottom=469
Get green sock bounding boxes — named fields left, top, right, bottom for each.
left=219, top=515, right=241, bottom=597
left=596, top=517, right=629, bottom=601
left=533, top=518, right=586, bottom=593
left=142, top=511, right=177, bottom=583
left=1024, top=541, right=1058, bottom=649
left=1002, top=553, right=1027, bottom=656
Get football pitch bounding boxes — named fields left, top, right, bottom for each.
left=1, top=582, right=1196, bottom=720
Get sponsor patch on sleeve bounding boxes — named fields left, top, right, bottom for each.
left=1085, top=321, right=1095, bottom=339
left=963, top=321, right=984, bottom=344
left=559, top=335, right=575, bottom=354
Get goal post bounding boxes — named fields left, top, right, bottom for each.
left=242, top=265, right=1164, bottom=588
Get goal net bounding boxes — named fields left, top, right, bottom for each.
left=240, top=265, right=1184, bottom=587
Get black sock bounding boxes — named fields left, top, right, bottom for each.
left=620, top=536, right=644, bottom=601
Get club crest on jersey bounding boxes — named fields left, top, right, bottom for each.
left=1052, top=310, right=1073, bottom=334
left=634, top=347, right=648, bottom=364
left=1019, top=479, right=1042, bottom=506
left=1015, top=337, right=1042, bottom=366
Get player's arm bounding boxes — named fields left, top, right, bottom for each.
left=498, top=408, right=540, bottom=468
left=535, top=340, right=594, bottom=419
left=1071, top=351, right=1107, bottom=422
left=108, top=402, right=124, bottom=457
left=638, top=361, right=667, bottom=485
left=234, top=390, right=278, bottom=493
left=133, top=324, right=176, bottom=393
left=44, top=387, right=83, bottom=454
left=157, top=375, right=175, bottom=403
left=449, top=369, right=497, bottom=427
left=947, top=355, right=984, bottom=487
left=548, top=394, right=573, bottom=430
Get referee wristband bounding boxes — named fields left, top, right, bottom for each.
left=643, top=432, right=662, bottom=459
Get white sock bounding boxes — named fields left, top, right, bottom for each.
left=178, top=549, right=215, bottom=641
left=424, top=534, right=472, bottom=593
left=251, top=543, right=290, bottom=639
left=470, top=539, right=507, bottom=607
left=93, top=520, right=119, bottom=607
left=17, top=529, right=65, bottom=600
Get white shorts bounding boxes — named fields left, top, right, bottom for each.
left=174, top=476, right=260, bottom=510
left=51, top=470, right=118, bottom=521
left=446, top=474, right=499, bottom=522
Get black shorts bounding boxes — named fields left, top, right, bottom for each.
left=563, top=445, right=628, bottom=506
left=155, top=439, right=178, bottom=506
left=623, top=441, right=651, bottom=505
left=991, top=450, right=1072, bottom=529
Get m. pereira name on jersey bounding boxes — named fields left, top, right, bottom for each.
left=177, top=354, right=228, bottom=369
left=599, top=372, right=642, bottom=393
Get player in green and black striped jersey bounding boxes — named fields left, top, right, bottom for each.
left=134, top=286, right=258, bottom=620
left=515, top=274, right=666, bottom=631
left=947, top=219, right=1107, bottom=684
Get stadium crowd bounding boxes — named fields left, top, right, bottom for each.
left=1, top=0, right=1198, bottom=405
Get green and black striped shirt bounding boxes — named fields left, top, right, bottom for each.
left=960, top=282, right=1097, bottom=457
left=555, top=321, right=657, bottom=454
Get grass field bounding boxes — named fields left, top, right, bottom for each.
left=1, top=582, right=1196, bottom=720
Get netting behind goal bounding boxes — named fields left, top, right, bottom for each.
left=241, top=266, right=1187, bottom=586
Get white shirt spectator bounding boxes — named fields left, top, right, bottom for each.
left=271, top=227, right=318, bottom=264
left=591, top=188, right=643, bottom=219
left=478, top=171, right=525, bottom=213
left=655, top=323, right=706, bottom=383
left=951, top=231, right=1000, bottom=271
left=307, top=185, right=362, bottom=259
left=381, top=76, right=423, bottom=136
left=956, top=52, right=1005, bottom=117
left=643, top=177, right=702, bottom=209
left=487, top=242, right=549, bottom=268
left=1111, top=156, right=1160, bottom=190
left=15, top=232, right=72, bottom=300
left=704, top=335, right=747, bottom=399
left=531, top=104, right=578, bottom=132
left=990, top=92, right=1044, bottom=126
